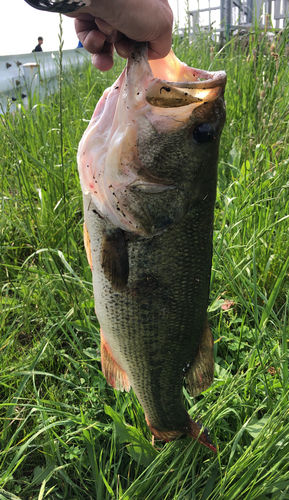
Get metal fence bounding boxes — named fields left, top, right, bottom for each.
left=189, top=0, right=289, bottom=36
left=0, top=48, right=89, bottom=114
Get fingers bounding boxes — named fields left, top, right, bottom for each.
left=72, top=0, right=174, bottom=71
left=75, top=17, right=115, bottom=71
left=114, top=38, right=131, bottom=59
left=147, top=24, right=173, bottom=61
left=91, top=42, right=115, bottom=72
left=75, top=17, right=107, bottom=53
left=115, top=33, right=172, bottom=63
left=94, top=17, right=123, bottom=43
left=143, top=1, right=173, bottom=60
left=147, top=34, right=173, bottom=61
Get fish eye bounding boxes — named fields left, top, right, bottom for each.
left=192, top=123, right=216, bottom=144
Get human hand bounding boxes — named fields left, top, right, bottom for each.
left=66, top=0, right=173, bottom=71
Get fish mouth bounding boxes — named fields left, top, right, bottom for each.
left=145, top=73, right=226, bottom=108
left=127, top=42, right=227, bottom=109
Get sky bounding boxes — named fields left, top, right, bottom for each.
left=0, top=0, right=206, bottom=57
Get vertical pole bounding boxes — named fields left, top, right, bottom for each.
left=254, top=0, right=262, bottom=25
left=220, top=0, right=231, bottom=41
left=247, top=0, right=253, bottom=23
left=227, top=0, right=232, bottom=37
left=23, top=63, right=39, bottom=103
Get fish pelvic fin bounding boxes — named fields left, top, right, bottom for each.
left=83, top=222, right=93, bottom=271
left=145, top=416, right=216, bottom=452
left=185, top=319, right=214, bottom=397
left=100, top=330, right=131, bottom=392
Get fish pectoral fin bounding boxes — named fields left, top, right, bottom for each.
left=84, top=222, right=93, bottom=271
left=101, top=228, right=129, bottom=291
left=101, top=330, right=130, bottom=392
left=185, top=319, right=214, bottom=397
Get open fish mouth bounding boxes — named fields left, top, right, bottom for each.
left=77, top=43, right=226, bottom=236
left=145, top=46, right=226, bottom=108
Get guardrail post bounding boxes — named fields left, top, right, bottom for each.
left=22, top=62, right=39, bottom=105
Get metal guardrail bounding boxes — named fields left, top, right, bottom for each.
left=0, top=48, right=89, bottom=114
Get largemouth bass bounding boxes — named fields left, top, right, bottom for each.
left=78, top=43, right=226, bottom=451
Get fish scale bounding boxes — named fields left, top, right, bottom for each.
left=78, top=42, right=226, bottom=450
left=84, top=194, right=214, bottom=432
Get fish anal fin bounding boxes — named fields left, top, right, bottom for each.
left=185, top=319, right=214, bottom=397
left=100, top=330, right=130, bottom=392
left=101, top=228, right=129, bottom=291
left=83, top=222, right=93, bottom=271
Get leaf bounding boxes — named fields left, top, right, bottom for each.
left=240, top=160, right=252, bottom=180
left=228, top=138, right=241, bottom=169
left=264, top=481, right=289, bottom=495
left=33, top=466, right=44, bottom=484
left=259, top=256, right=289, bottom=331
left=208, top=298, right=225, bottom=312
left=105, top=405, right=158, bottom=467
left=246, top=415, right=270, bottom=439
left=83, top=348, right=100, bottom=359
left=0, top=491, right=21, bottom=500
left=32, top=463, right=55, bottom=486
left=223, top=454, right=265, bottom=500
left=37, top=480, right=46, bottom=500
left=200, top=468, right=218, bottom=500
left=214, top=363, right=232, bottom=380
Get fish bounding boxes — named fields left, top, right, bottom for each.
left=77, top=43, right=226, bottom=452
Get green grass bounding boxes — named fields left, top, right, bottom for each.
left=0, top=19, right=289, bottom=500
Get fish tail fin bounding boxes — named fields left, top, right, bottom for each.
left=145, top=416, right=216, bottom=452
left=100, top=330, right=131, bottom=392
left=185, top=319, right=214, bottom=397
left=145, top=416, right=183, bottom=442
left=84, top=222, right=93, bottom=271
left=188, top=418, right=217, bottom=452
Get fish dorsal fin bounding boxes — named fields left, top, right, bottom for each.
left=185, top=319, right=214, bottom=397
left=101, top=228, right=129, bottom=291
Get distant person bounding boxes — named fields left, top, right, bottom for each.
left=32, top=36, right=43, bottom=52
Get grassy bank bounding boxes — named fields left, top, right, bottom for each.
left=0, top=23, right=289, bottom=499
